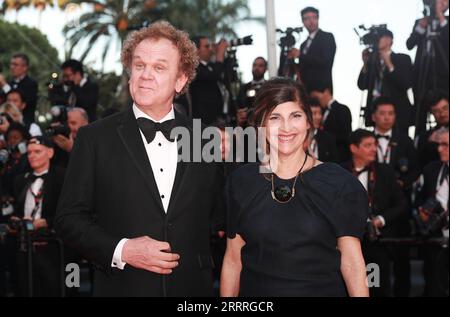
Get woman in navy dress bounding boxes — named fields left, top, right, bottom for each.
left=220, top=78, right=370, bottom=297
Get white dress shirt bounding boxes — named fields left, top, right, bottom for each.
left=24, top=170, right=48, bottom=220
left=436, top=164, right=449, bottom=238
left=375, top=129, right=393, bottom=164
left=111, top=104, right=178, bottom=269
left=322, top=99, right=335, bottom=125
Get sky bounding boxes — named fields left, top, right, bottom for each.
left=2, top=0, right=438, bottom=129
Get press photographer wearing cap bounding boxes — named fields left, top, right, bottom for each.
left=10, top=135, right=66, bottom=296
left=358, top=29, right=414, bottom=133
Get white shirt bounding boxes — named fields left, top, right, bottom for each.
left=322, top=99, right=335, bottom=125
left=355, top=166, right=385, bottom=227
left=436, top=164, right=449, bottom=238
left=24, top=170, right=48, bottom=220
left=111, top=104, right=178, bottom=269
left=303, top=29, right=319, bottom=55
left=375, top=129, right=393, bottom=164
left=309, top=129, right=319, bottom=160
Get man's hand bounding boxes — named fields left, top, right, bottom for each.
left=372, top=217, right=384, bottom=229
left=436, top=0, right=447, bottom=23
left=419, top=17, right=429, bottom=29
left=379, top=51, right=394, bottom=71
left=33, top=219, right=48, bottom=230
left=215, top=39, right=228, bottom=63
left=288, top=48, right=300, bottom=59
left=122, top=236, right=180, bottom=274
left=53, top=134, right=74, bottom=152
left=428, top=130, right=440, bottom=143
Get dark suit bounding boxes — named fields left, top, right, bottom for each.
left=416, top=161, right=449, bottom=296
left=323, top=101, right=352, bottom=162
left=407, top=17, right=449, bottom=134
left=73, top=78, right=99, bottom=122
left=377, top=131, right=420, bottom=296
left=54, top=108, right=225, bottom=297
left=190, top=62, right=225, bottom=125
left=314, top=129, right=338, bottom=163
left=9, top=75, right=38, bottom=126
left=12, top=166, right=66, bottom=297
left=358, top=52, right=414, bottom=133
left=298, top=29, right=336, bottom=91
left=342, top=162, right=407, bottom=297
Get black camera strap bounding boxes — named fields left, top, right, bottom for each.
left=29, top=183, right=45, bottom=220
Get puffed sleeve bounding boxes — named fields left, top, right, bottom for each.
left=329, top=177, right=371, bottom=240
left=225, top=173, right=241, bottom=239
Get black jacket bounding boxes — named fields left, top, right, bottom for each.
left=417, top=125, right=447, bottom=170
left=190, top=62, right=225, bottom=125
left=358, top=52, right=414, bottom=133
left=381, top=130, right=421, bottom=190
left=298, top=29, right=336, bottom=91
left=323, top=101, right=352, bottom=162
left=314, top=129, right=338, bottom=163
left=54, top=108, right=225, bottom=297
left=9, top=75, right=38, bottom=125
left=73, top=78, right=99, bottom=122
left=406, top=17, right=449, bottom=94
left=342, top=162, right=407, bottom=237
left=13, top=166, right=66, bottom=227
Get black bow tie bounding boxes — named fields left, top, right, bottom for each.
left=136, top=118, right=175, bottom=143
left=354, top=167, right=370, bottom=177
left=28, top=173, right=47, bottom=183
left=376, top=134, right=390, bottom=141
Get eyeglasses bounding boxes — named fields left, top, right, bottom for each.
left=271, top=154, right=308, bottom=204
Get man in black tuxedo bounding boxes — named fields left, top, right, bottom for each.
left=308, top=98, right=338, bottom=162
left=310, top=81, right=352, bottom=162
left=0, top=54, right=38, bottom=125
left=358, top=29, right=414, bottom=134
left=55, top=21, right=225, bottom=297
left=288, top=7, right=336, bottom=92
left=61, top=59, right=99, bottom=122
left=416, top=89, right=449, bottom=170
left=344, top=129, right=407, bottom=297
left=416, top=127, right=448, bottom=297
left=189, top=36, right=228, bottom=125
left=371, top=97, right=420, bottom=297
left=406, top=0, right=449, bottom=135
left=236, top=57, right=267, bottom=127
left=12, top=135, right=66, bottom=296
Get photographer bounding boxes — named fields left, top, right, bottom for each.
left=53, top=107, right=88, bottom=153
left=236, top=57, right=267, bottom=127
left=358, top=29, right=414, bottom=134
left=288, top=7, right=336, bottom=92
left=343, top=129, right=407, bottom=297
left=0, top=54, right=38, bottom=125
left=10, top=135, right=66, bottom=296
left=190, top=36, right=228, bottom=125
left=61, top=59, right=99, bottom=122
left=407, top=0, right=449, bottom=134
left=416, top=89, right=449, bottom=170
left=1, top=98, right=42, bottom=137
left=371, top=97, right=421, bottom=296
left=416, top=127, right=448, bottom=296
left=1, top=123, right=31, bottom=199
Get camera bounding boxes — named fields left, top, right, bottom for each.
left=8, top=217, right=34, bottom=232
left=8, top=142, right=27, bottom=156
left=229, top=35, right=253, bottom=47
left=45, top=105, right=70, bottom=138
left=277, top=27, right=303, bottom=49
left=355, top=24, right=388, bottom=50
left=45, top=125, right=70, bottom=138
left=47, top=75, right=76, bottom=107
left=414, top=197, right=448, bottom=236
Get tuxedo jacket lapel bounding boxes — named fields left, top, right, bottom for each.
left=117, top=108, right=165, bottom=215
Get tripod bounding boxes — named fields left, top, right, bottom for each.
left=414, top=16, right=449, bottom=136
left=277, top=27, right=303, bottom=81
left=359, top=46, right=381, bottom=128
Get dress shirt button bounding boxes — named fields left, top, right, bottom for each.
left=113, top=262, right=117, bottom=266
left=158, top=143, right=162, bottom=147
left=161, top=195, right=165, bottom=199
left=160, top=168, right=163, bottom=172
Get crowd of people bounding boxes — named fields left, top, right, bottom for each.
left=0, top=2, right=448, bottom=297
